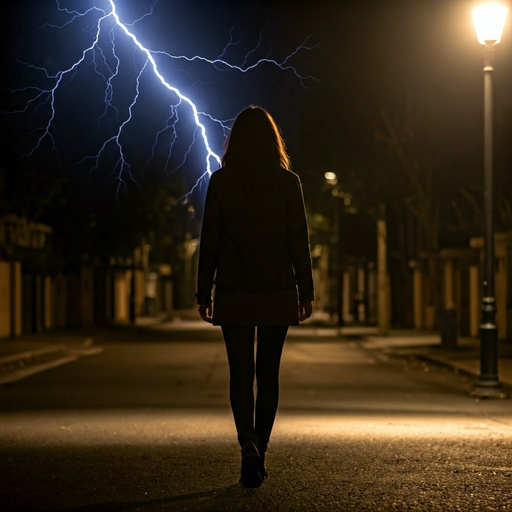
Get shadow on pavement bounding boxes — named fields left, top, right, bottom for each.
left=56, top=484, right=242, bottom=512
left=0, top=443, right=264, bottom=512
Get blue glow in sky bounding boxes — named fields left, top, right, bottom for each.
left=4, top=0, right=318, bottom=197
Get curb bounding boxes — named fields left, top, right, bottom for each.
left=392, top=350, right=512, bottom=390
left=0, top=340, right=104, bottom=385
left=412, top=353, right=480, bottom=379
left=0, top=355, right=78, bottom=385
left=0, top=345, right=67, bottom=374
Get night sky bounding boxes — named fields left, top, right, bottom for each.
left=1, top=0, right=511, bottom=220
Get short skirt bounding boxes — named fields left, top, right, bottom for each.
left=212, top=286, right=299, bottom=326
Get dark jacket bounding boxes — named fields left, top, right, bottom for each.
left=196, top=166, right=314, bottom=306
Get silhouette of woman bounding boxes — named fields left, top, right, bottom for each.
left=196, top=105, right=314, bottom=488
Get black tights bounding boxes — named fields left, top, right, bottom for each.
left=221, top=325, right=288, bottom=452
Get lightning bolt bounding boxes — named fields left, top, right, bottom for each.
left=6, top=0, right=318, bottom=198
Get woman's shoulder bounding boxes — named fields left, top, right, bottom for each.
left=210, top=167, right=226, bottom=179
left=208, top=167, right=227, bottom=188
left=211, top=165, right=301, bottom=187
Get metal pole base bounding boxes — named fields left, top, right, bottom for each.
left=470, top=380, right=508, bottom=399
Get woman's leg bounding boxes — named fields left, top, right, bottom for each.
left=221, top=325, right=257, bottom=447
left=254, top=326, right=288, bottom=453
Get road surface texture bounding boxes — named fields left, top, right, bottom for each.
left=1, top=323, right=511, bottom=511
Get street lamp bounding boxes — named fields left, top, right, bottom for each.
left=324, top=172, right=344, bottom=326
left=471, top=3, right=508, bottom=398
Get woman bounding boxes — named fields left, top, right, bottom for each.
left=196, top=105, right=314, bottom=488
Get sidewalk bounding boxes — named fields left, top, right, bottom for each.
left=361, top=329, right=512, bottom=391
left=305, top=309, right=512, bottom=391
left=0, top=328, right=108, bottom=385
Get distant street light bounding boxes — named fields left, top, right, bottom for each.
left=470, top=3, right=508, bottom=398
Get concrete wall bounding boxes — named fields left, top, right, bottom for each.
left=135, top=269, right=145, bottom=316
left=0, top=261, right=10, bottom=338
left=0, top=260, right=22, bottom=339
left=44, top=276, right=52, bottom=330
left=114, top=270, right=129, bottom=322
left=13, top=262, right=21, bottom=336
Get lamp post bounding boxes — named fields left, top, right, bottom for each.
left=324, top=172, right=344, bottom=326
left=471, top=3, right=508, bottom=398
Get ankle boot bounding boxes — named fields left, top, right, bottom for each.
left=240, top=441, right=263, bottom=488
left=259, top=453, right=268, bottom=480
left=258, top=442, right=268, bottom=480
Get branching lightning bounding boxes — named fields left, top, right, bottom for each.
left=7, top=0, right=318, bottom=198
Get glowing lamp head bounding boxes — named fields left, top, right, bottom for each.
left=324, top=171, right=337, bottom=184
left=472, top=3, right=508, bottom=46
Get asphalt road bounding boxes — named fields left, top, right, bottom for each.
left=1, top=324, right=511, bottom=511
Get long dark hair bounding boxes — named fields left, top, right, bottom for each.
left=221, top=105, right=291, bottom=171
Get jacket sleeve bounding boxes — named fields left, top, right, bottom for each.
left=196, top=174, right=222, bottom=305
left=287, top=176, right=315, bottom=302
